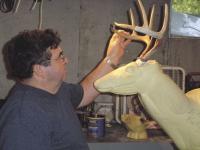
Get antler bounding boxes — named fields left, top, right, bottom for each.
left=112, top=0, right=168, bottom=61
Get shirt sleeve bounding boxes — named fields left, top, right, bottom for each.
left=60, top=82, right=83, bottom=108
left=68, top=83, right=84, bottom=108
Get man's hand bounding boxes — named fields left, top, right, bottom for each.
left=106, top=30, right=131, bottom=66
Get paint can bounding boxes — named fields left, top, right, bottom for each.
left=76, top=111, right=89, bottom=129
left=87, top=114, right=105, bottom=138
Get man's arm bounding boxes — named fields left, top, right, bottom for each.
left=78, top=31, right=130, bottom=108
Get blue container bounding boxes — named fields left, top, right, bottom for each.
left=87, top=114, right=105, bottom=137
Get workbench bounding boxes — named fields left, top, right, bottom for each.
left=85, top=124, right=177, bottom=150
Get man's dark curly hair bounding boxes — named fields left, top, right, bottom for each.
left=2, top=29, right=61, bottom=80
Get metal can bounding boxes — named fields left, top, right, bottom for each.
left=87, top=114, right=105, bottom=138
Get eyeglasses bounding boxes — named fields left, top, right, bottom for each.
left=51, top=51, right=66, bottom=62
left=39, top=50, right=66, bottom=66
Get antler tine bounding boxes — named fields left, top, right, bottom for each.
left=139, top=39, right=159, bottom=60
left=113, top=22, right=134, bottom=30
left=137, top=0, right=148, bottom=28
left=143, top=43, right=159, bottom=60
left=159, top=4, right=169, bottom=37
left=138, top=37, right=154, bottom=59
left=129, top=8, right=137, bottom=35
left=135, top=3, right=168, bottom=39
left=149, top=4, right=155, bottom=29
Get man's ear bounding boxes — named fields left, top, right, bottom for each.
left=32, top=64, right=46, bottom=79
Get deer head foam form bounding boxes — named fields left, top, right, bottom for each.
left=95, top=0, right=200, bottom=150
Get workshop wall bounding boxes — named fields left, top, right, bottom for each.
left=0, top=0, right=199, bottom=100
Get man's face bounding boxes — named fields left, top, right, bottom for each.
left=44, top=47, right=68, bottom=85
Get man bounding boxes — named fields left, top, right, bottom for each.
left=0, top=29, right=130, bottom=150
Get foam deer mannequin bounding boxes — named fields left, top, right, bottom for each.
left=95, top=60, right=200, bottom=150
left=95, top=0, right=200, bottom=149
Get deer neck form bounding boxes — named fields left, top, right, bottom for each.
left=95, top=60, right=189, bottom=114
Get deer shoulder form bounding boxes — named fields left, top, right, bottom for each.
left=95, top=0, right=200, bottom=150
